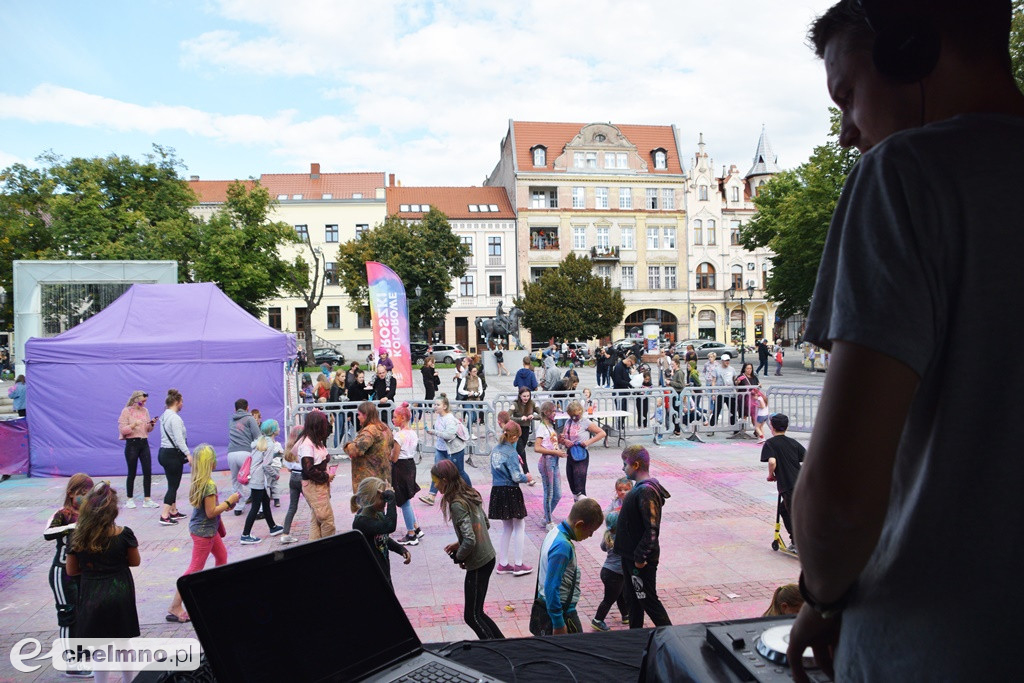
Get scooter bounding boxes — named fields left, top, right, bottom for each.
left=770, top=493, right=799, bottom=558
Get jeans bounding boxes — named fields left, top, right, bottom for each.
left=400, top=501, right=417, bottom=531
left=157, top=448, right=184, bottom=507
left=539, top=455, right=562, bottom=524
left=184, top=533, right=228, bottom=575
left=463, top=557, right=504, bottom=639
left=301, top=479, right=335, bottom=540
left=595, top=567, right=631, bottom=622
left=242, top=488, right=277, bottom=536
left=429, top=449, right=470, bottom=494
left=227, top=451, right=251, bottom=512
left=124, top=438, right=152, bottom=498
left=623, top=562, right=672, bottom=629
left=515, top=428, right=531, bottom=475
left=283, top=471, right=302, bottom=535
left=565, top=452, right=589, bottom=497
left=775, top=360, right=783, bottom=375
left=756, top=358, right=769, bottom=375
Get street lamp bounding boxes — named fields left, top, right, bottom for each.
left=414, top=286, right=423, bottom=341
left=728, top=283, right=756, bottom=364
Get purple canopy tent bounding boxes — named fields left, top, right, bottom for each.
left=24, top=283, right=296, bottom=477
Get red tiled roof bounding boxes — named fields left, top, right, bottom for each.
left=512, top=121, right=683, bottom=175
left=386, top=186, right=515, bottom=220
left=188, top=179, right=256, bottom=204
left=259, top=171, right=385, bottom=200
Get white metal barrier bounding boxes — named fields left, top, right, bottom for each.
left=763, top=386, right=821, bottom=433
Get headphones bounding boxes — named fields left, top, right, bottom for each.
left=858, top=0, right=941, bottom=83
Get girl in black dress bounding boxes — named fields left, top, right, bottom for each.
left=67, top=482, right=141, bottom=683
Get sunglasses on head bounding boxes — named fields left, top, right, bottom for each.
left=91, top=480, right=111, bottom=493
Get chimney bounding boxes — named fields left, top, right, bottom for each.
left=310, top=163, right=320, bottom=179
left=189, top=175, right=199, bottom=181
left=389, top=173, right=396, bottom=187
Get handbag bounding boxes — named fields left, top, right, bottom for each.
left=161, top=419, right=189, bottom=464
left=568, top=444, right=588, bottom=462
left=529, top=537, right=579, bottom=636
left=237, top=456, right=252, bottom=485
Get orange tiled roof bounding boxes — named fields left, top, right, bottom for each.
left=512, top=121, right=683, bottom=175
left=386, top=186, right=515, bottom=220
left=188, top=179, right=256, bottom=204
left=260, top=171, right=385, bottom=200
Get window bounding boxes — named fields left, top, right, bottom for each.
left=487, top=236, right=501, bottom=256
left=277, top=194, right=288, bottom=200
left=574, top=152, right=584, bottom=168
left=533, top=147, right=546, bottom=167
left=595, top=187, right=609, bottom=209
left=400, top=204, right=410, bottom=211
left=621, top=266, right=635, bottom=289
left=731, top=220, right=741, bottom=245
left=572, top=186, right=585, bottom=208
left=352, top=193, right=363, bottom=199
left=732, top=265, right=743, bottom=290
left=531, top=188, right=557, bottom=209
left=326, top=306, right=340, bottom=329
left=295, top=308, right=306, bottom=333
left=356, top=224, right=369, bottom=238
left=615, top=187, right=630, bottom=209
left=663, top=227, right=676, bottom=249
left=696, top=263, right=716, bottom=290
left=665, top=266, right=677, bottom=289
left=460, top=235, right=473, bottom=263
left=357, top=306, right=371, bottom=329
left=646, top=188, right=658, bottom=209
left=646, top=227, right=660, bottom=250
left=762, top=263, right=769, bottom=290
left=324, top=262, right=337, bottom=285
left=654, top=150, right=667, bottom=169
left=648, top=266, right=661, bottom=290
left=325, top=224, right=338, bottom=242
left=295, top=224, right=308, bottom=239
left=661, top=188, right=674, bottom=210
left=530, top=227, right=559, bottom=250
left=573, top=226, right=587, bottom=250
left=468, top=205, right=479, bottom=213
left=604, top=152, right=617, bottom=169
left=596, top=265, right=612, bottom=284
left=489, top=275, right=503, bottom=297
left=530, top=267, right=555, bottom=282
left=596, top=226, right=610, bottom=250
left=731, top=186, right=740, bottom=202
left=693, top=219, right=703, bottom=245
left=586, top=152, right=597, bottom=169
left=322, top=193, right=333, bottom=199
left=267, top=307, right=281, bottom=330
left=459, top=275, right=474, bottom=297
left=707, top=219, right=716, bottom=245
left=699, top=185, right=709, bottom=201
left=614, top=152, right=627, bottom=169
left=621, top=226, right=635, bottom=250
left=292, top=194, right=303, bottom=200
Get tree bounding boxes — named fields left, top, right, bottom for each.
left=281, top=230, right=327, bottom=363
left=336, top=209, right=469, bottom=337
left=739, top=109, right=859, bottom=318
left=1013, top=1, right=1024, bottom=92
left=514, top=252, right=624, bottom=342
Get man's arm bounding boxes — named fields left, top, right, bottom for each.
left=792, top=340, right=918, bottom=603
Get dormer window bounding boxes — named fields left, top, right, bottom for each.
left=532, top=145, right=547, bottom=167
left=652, top=148, right=668, bottom=170
left=594, top=133, right=606, bottom=142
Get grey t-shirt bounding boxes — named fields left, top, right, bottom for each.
left=804, top=114, right=1024, bottom=680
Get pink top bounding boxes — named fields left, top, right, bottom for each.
left=118, top=405, right=153, bottom=440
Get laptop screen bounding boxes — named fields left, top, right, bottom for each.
left=177, top=531, right=422, bottom=682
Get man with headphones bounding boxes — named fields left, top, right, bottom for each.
left=788, top=2, right=1024, bottom=681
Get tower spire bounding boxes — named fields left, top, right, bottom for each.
left=745, top=125, right=780, bottom=177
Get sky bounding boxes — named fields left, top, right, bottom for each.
left=0, top=0, right=838, bottom=186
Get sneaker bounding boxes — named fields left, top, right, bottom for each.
left=622, top=615, right=629, bottom=625
left=159, top=516, right=177, bottom=526
left=255, top=512, right=266, bottom=520
left=279, top=535, right=297, bottom=544
left=414, top=527, right=425, bottom=539
left=495, top=564, right=515, bottom=575
left=274, top=499, right=281, bottom=507
left=234, top=509, right=244, bottom=516
left=419, top=493, right=435, bottom=506
left=545, top=522, right=556, bottom=532
left=239, top=535, right=262, bottom=545
left=527, top=479, right=536, bottom=486
left=64, top=669, right=93, bottom=678
left=591, top=618, right=610, bottom=632
left=268, top=526, right=285, bottom=536
left=170, top=511, right=186, bottom=519
left=512, top=564, right=533, bottom=576
left=397, top=532, right=420, bottom=546
left=142, top=499, right=159, bottom=509
left=126, top=499, right=136, bottom=509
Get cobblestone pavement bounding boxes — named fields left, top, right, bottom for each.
left=0, top=427, right=806, bottom=682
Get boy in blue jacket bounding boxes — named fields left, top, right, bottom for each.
left=536, top=497, right=604, bottom=634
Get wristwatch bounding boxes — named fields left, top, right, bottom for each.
left=798, top=571, right=854, bottom=619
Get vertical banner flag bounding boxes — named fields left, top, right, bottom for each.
left=366, top=262, right=412, bottom=388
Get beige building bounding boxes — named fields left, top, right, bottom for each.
left=189, top=164, right=388, bottom=360
left=486, top=120, right=691, bottom=347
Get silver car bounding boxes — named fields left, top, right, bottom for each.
left=674, top=339, right=739, bottom=360
left=430, top=344, right=467, bottom=364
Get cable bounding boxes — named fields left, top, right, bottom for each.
left=512, top=659, right=577, bottom=679
left=451, top=643, right=518, bottom=683
left=524, top=636, right=643, bottom=670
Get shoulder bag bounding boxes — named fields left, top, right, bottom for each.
left=529, top=538, right=579, bottom=636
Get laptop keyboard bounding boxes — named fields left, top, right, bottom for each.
left=396, top=661, right=480, bottom=683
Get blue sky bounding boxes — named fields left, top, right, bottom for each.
left=0, top=0, right=836, bottom=185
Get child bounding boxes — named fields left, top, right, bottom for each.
left=760, top=414, right=806, bottom=552
left=652, top=402, right=665, bottom=444
left=391, top=403, right=424, bottom=545
left=763, top=583, right=803, bottom=616
left=351, top=477, right=410, bottom=589
left=532, top=497, right=604, bottom=635
left=489, top=421, right=534, bottom=576
left=167, top=444, right=241, bottom=622
left=240, top=420, right=285, bottom=545
left=591, top=510, right=631, bottom=631
left=279, top=424, right=304, bottom=544
left=534, top=401, right=566, bottom=530
left=610, top=477, right=633, bottom=512
left=252, top=409, right=280, bottom=506
left=66, top=482, right=141, bottom=683
left=752, top=388, right=770, bottom=440
left=496, top=410, right=510, bottom=430
left=582, top=387, right=595, bottom=414
left=44, top=473, right=94, bottom=677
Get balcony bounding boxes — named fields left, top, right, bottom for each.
left=487, top=255, right=503, bottom=267
left=529, top=229, right=560, bottom=251
left=590, top=246, right=620, bottom=261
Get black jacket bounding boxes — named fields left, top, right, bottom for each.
left=615, top=478, right=670, bottom=565
left=612, top=361, right=632, bottom=389
left=372, top=375, right=397, bottom=402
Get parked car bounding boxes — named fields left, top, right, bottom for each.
left=673, top=339, right=738, bottom=360
left=430, top=344, right=467, bottom=364
left=312, top=347, right=345, bottom=367
left=410, top=342, right=429, bottom=364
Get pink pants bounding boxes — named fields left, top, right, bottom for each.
left=184, top=533, right=228, bottom=575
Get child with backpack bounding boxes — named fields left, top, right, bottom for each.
left=591, top=509, right=631, bottom=631
left=239, top=420, right=285, bottom=545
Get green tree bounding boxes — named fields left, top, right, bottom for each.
left=1012, top=0, right=1024, bottom=91
left=739, top=109, right=859, bottom=319
left=336, top=209, right=469, bottom=337
left=514, top=252, right=624, bottom=342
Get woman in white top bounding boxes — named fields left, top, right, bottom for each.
left=391, top=403, right=423, bottom=545
left=533, top=401, right=567, bottom=531
left=419, top=394, right=470, bottom=506
left=158, top=388, right=191, bottom=527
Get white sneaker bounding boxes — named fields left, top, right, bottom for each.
left=545, top=522, right=556, bottom=532
left=126, top=499, right=136, bottom=509
left=279, top=535, right=297, bottom=544
left=142, top=500, right=159, bottom=508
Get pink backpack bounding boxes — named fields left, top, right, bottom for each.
left=237, top=456, right=252, bottom=485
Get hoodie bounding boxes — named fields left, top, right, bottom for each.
left=614, top=478, right=671, bottom=566
left=228, top=410, right=261, bottom=453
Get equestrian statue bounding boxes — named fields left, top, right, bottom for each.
left=475, top=303, right=525, bottom=350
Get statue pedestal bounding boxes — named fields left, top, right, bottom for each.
left=483, top=350, right=529, bottom=376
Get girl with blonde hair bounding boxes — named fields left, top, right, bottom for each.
left=118, top=390, right=157, bottom=509
left=351, top=476, right=410, bottom=588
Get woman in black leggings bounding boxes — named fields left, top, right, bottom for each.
left=157, top=389, right=190, bottom=526
left=117, top=390, right=157, bottom=509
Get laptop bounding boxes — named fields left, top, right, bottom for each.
left=177, top=531, right=504, bottom=682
